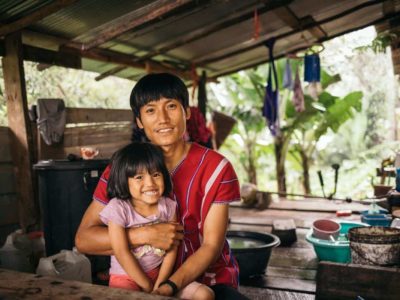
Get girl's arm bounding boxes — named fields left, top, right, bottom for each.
left=153, top=213, right=178, bottom=291
left=75, top=200, right=184, bottom=255
left=108, top=220, right=153, bottom=292
left=155, top=204, right=228, bottom=296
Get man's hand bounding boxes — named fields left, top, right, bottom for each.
left=128, top=222, right=184, bottom=251
left=148, top=222, right=184, bottom=250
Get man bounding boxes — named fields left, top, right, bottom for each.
left=75, top=73, right=248, bottom=299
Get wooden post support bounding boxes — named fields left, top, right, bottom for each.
left=2, top=32, right=38, bottom=230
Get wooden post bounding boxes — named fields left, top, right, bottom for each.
left=2, top=32, right=38, bottom=231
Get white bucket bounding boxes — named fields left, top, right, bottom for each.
left=0, top=229, right=44, bottom=273
left=36, top=247, right=92, bottom=283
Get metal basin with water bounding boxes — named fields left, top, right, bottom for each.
left=227, top=231, right=280, bottom=279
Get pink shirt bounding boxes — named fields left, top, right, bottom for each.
left=99, top=196, right=176, bottom=274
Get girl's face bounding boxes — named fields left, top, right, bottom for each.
left=128, top=169, right=164, bottom=208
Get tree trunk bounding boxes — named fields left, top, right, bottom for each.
left=299, top=149, right=311, bottom=195
left=274, top=136, right=286, bottom=194
left=248, top=156, right=257, bottom=185
left=246, top=142, right=257, bottom=185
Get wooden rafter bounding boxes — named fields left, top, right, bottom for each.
left=0, top=0, right=78, bottom=37
left=194, top=0, right=386, bottom=67
left=68, top=0, right=191, bottom=51
left=274, top=6, right=326, bottom=39
left=116, top=0, right=213, bottom=43
left=135, top=0, right=293, bottom=62
left=95, top=0, right=293, bottom=81
left=61, top=45, right=193, bottom=80
left=19, top=30, right=193, bottom=80
left=210, top=12, right=396, bottom=80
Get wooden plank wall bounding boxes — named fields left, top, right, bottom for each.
left=0, top=108, right=134, bottom=245
left=37, top=107, right=134, bottom=160
left=0, top=126, right=20, bottom=245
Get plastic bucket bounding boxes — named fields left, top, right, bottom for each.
left=349, top=226, right=400, bottom=266
left=312, top=219, right=341, bottom=240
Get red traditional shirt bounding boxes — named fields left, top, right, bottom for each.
left=93, top=143, right=240, bottom=287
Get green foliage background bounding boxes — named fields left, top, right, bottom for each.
left=0, top=61, right=132, bottom=126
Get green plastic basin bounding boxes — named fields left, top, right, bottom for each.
left=306, top=221, right=368, bottom=263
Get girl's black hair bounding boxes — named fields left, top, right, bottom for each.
left=130, top=73, right=189, bottom=119
left=107, top=142, right=172, bottom=200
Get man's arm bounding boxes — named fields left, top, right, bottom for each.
left=75, top=200, right=184, bottom=255
left=154, top=204, right=228, bottom=296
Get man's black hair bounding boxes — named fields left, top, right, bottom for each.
left=130, top=73, right=189, bottom=118
left=107, top=142, right=172, bottom=200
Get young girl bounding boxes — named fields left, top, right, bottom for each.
left=99, top=142, right=214, bottom=299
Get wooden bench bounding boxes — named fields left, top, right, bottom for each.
left=316, top=261, right=400, bottom=300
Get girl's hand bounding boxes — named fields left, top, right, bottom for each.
left=151, top=284, right=173, bottom=296
left=140, top=279, right=153, bottom=293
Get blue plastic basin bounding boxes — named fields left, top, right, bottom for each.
left=306, top=221, right=368, bottom=263
left=360, top=209, right=391, bottom=226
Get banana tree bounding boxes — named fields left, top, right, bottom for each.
left=285, top=90, right=363, bottom=194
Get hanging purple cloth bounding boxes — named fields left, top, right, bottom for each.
left=262, top=38, right=279, bottom=136
left=292, top=67, right=305, bottom=112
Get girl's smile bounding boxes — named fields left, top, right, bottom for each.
left=128, top=170, right=165, bottom=215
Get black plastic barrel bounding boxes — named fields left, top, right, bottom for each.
left=33, top=159, right=110, bottom=277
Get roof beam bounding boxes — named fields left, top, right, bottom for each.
left=61, top=45, right=193, bottom=80
left=115, top=0, right=213, bottom=43
left=68, top=0, right=191, bottom=51
left=0, top=0, right=78, bottom=37
left=210, top=12, right=396, bottom=80
left=95, top=0, right=293, bottom=80
left=274, top=6, right=326, bottom=39
left=18, top=30, right=193, bottom=80
left=194, top=0, right=386, bottom=66
left=136, top=0, right=293, bottom=62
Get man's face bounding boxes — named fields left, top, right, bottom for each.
left=136, top=97, right=190, bottom=147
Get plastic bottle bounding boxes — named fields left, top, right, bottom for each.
left=36, top=247, right=92, bottom=283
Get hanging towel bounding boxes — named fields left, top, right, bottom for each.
left=292, top=67, right=305, bottom=113
left=283, top=59, right=293, bottom=89
left=36, top=98, right=66, bottom=145
left=262, top=38, right=279, bottom=136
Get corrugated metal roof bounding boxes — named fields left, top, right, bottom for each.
left=0, top=0, right=399, bottom=81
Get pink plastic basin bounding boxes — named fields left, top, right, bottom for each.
left=313, top=219, right=341, bottom=240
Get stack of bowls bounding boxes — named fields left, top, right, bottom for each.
left=306, top=220, right=368, bottom=263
